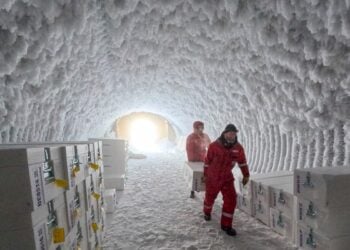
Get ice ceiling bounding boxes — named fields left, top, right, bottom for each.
left=0, top=0, right=349, bottom=171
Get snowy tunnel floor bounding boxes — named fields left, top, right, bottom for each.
left=103, top=151, right=297, bottom=250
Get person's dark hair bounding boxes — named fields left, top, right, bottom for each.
left=193, top=121, right=204, bottom=129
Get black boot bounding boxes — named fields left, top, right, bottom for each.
left=190, top=191, right=195, bottom=198
left=204, top=213, right=211, bottom=221
left=221, top=226, right=237, bottom=236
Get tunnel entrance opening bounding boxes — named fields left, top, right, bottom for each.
left=115, top=112, right=176, bottom=152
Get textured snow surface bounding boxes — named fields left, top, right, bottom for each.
left=0, top=0, right=349, bottom=171
left=103, top=152, right=296, bottom=250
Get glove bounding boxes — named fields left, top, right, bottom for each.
left=242, top=176, right=249, bottom=186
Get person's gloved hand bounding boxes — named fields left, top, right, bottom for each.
left=242, top=176, right=249, bottom=186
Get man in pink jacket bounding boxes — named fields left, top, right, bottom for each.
left=203, top=124, right=250, bottom=236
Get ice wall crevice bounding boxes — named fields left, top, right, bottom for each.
left=249, top=124, right=348, bottom=172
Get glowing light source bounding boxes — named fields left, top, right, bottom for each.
left=129, top=118, right=158, bottom=151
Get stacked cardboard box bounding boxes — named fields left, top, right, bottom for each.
left=0, top=141, right=106, bottom=250
left=251, top=173, right=293, bottom=226
left=294, top=167, right=350, bottom=250
left=235, top=167, right=350, bottom=249
left=104, top=189, right=118, bottom=213
left=90, top=138, right=128, bottom=191
left=235, top=171, right=296, bottom=244
left=268, top=181, right=296, bottom=243
left=236, top=171, right=293, bottom=218
left=183, top=161, right=205, bottom=197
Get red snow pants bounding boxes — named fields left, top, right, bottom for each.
left=203, top=178, right=237, bottom=227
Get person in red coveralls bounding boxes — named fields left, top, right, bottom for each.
left=186, top=121, right=211, bottom=198
left=186, top=121, right=211, bottom=162
left=203, top=124, right=250, bottom=236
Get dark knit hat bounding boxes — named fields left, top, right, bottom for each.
left=193, top=121, right=204, bottom=129
left=223, top=124, right=238, bottom=133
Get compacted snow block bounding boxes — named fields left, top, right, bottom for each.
left=183, top=161, right=205, bottom=196
left=294, top=166, right=350, bottom=249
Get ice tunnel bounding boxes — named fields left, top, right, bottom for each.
left=0, top=0, right=349, bottom=172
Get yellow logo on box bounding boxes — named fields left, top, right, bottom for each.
left=92, top=222, right=99, bottom=232
left=54, top=179, right=68, bottom=189
left=89, top=163, right=100, bottom=171
left=92, top=192, right=101, bottom=200
left=53, top=228, right=65, bottom=243
left=74, top=208, right=81, bottom=218
left=72, top=165, right=80, bottom=177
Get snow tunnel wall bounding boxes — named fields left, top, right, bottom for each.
left=0, top=0, right=349, bottom=172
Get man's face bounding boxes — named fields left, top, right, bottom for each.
left=194, top=126, right=204, bottom=134
left=224, top=131, right=236, bottom=142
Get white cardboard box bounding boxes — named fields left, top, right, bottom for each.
left=294, top=167, right=350, bottom=208
left=183, top=161, right=205, bottom=192
left=251, top=174, right=294, bottom=227
left=1, top=192, right=69, bottom=249
left=104, top=174, right=125, bottom=190
left=269, top=182, right=295, bottom=219
left=252, top=180, right=271, bottom=226
left=89, top=138, right=128, bottom=177
left=297, top=196, right=350, bottom=237
left=65, top=181, right=87, bottom=231
left=270, top=207, right=294, bottom=241
left=104, top=189, right=117, bottom=213
left=237, top=193, right=254, bottom=216
left=296, top=222, right=350, bottom=250
left=0, top=146, right=68, bottom=213
left=64, top=217, right=88, bottom=250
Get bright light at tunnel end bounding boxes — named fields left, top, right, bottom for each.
left=129, top=118, right=159, bottom=152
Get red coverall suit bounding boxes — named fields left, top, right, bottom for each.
left=186, top=132, right=211, bottom=162
left=203, top=139, right=250, bottom=228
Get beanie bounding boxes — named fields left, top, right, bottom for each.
left=223, top=124, right=238, bottom=133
